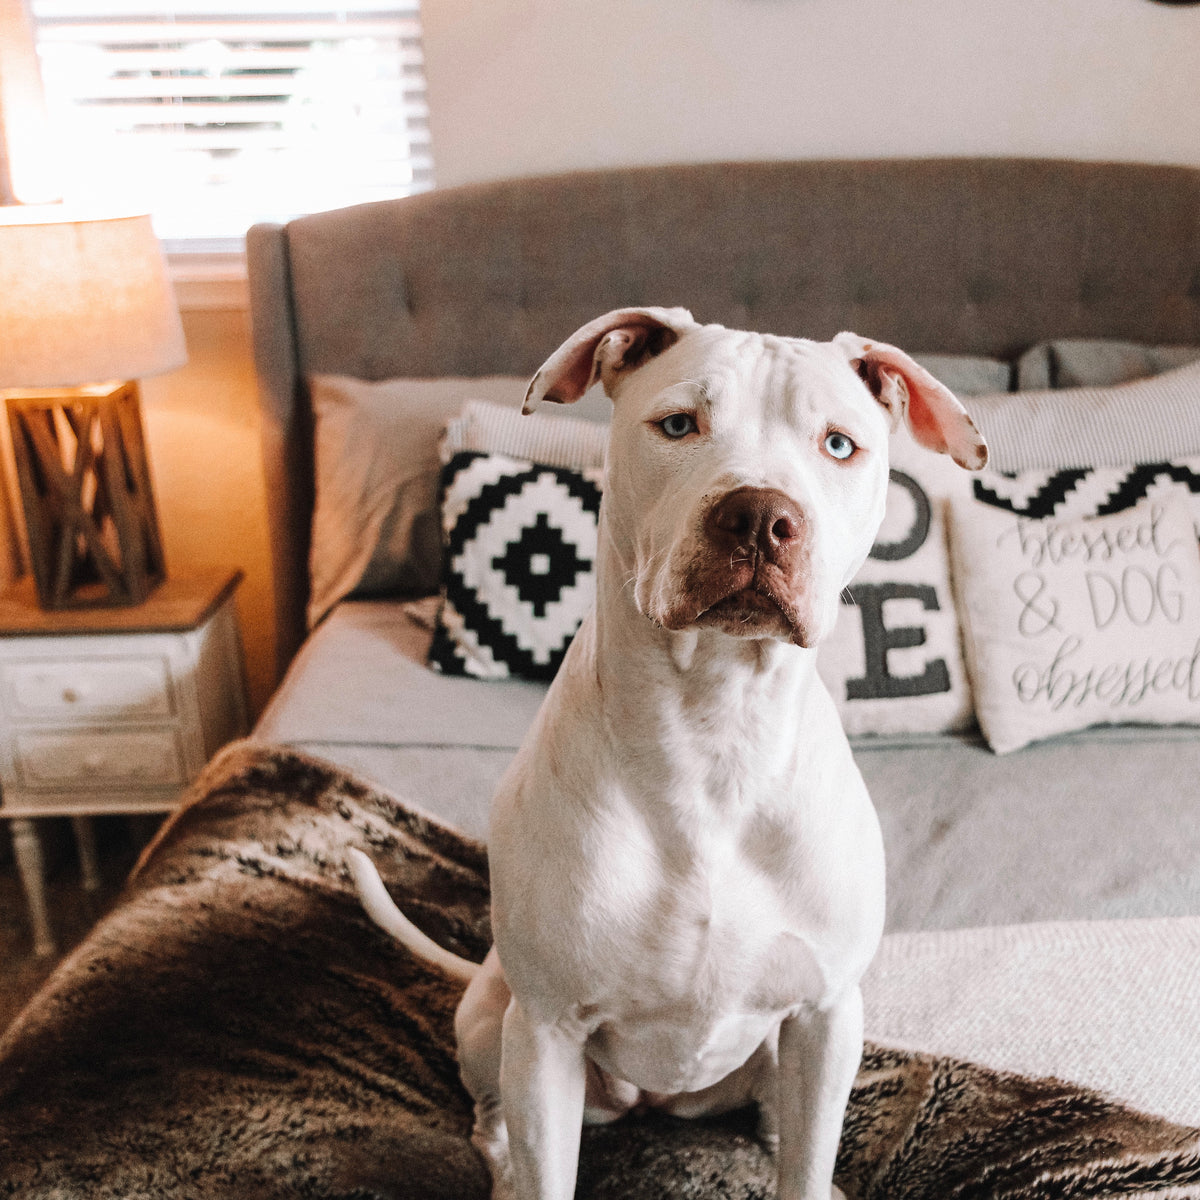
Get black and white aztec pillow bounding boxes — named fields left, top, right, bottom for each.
left=971, top=458, right=1200, bottom=525
left=429, top=451, right=603, bottom=681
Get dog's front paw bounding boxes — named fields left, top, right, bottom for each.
left=755, top=1093, right=780, bottom=1154
left=490, top=1169, right=517, bottom=1200
left=470, top=1096, right=514, bottom=1200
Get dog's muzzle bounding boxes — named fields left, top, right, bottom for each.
left=663, top=487, right=819, bottom=645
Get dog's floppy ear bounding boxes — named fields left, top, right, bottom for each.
left=524, top=306, right=698, bottom=411
left=833, top=332, right=989, bottom=470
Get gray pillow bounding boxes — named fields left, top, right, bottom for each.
left=912, top=353, right=1012, bottom=396
left=307, top=375, right=525, bottom=627
left=1016, top=339, right=1200, bottom=390
left=307, top=375, right=611, bottom=628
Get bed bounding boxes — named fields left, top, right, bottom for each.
left=2, top=158, right=1200, bottom=1197
left=248, top=158, right=1200, bottom=934
left=246, top=156, right=1200, bottom=1115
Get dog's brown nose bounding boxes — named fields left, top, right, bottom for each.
left=705, top=487, right=804, bottom=564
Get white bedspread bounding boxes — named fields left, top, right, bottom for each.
left=864, top=916, right=1200, bottom=1127
left=255, top=601, right=1200, bottom=1128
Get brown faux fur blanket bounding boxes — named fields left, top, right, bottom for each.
left=1, top=742, right=1198, bottom=1199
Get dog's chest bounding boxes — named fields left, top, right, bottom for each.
left=557, top=810, right=828, bottom=1091
left=588, top=804, right=824, bottom=990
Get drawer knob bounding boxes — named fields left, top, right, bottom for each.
left=62, top=688, right=80, bottom=704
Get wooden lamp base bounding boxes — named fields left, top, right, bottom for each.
left=5, top=381, right=166, bottom=610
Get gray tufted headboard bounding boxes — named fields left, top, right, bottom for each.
left=247, top=157, right=1200, bottom=680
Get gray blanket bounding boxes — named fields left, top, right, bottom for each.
left=1, top=742, right=1197, bottom=1199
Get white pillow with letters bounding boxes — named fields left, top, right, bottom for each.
left=947, top=491, right=1200, bottom=754
left=816, top=431, right=975, bottom=737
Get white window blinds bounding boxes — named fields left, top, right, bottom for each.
left=31, top=2, right=433, bottom=248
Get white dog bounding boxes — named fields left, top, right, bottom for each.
left=350, top=307, right=987, bottom=1200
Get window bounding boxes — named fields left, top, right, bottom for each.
left=31, top=2, right=434, bottom=252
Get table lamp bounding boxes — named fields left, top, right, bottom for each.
left=0, top=206, right=187, bottom=609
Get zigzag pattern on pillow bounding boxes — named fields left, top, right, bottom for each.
left=972, top=460, right=1200, bottom=522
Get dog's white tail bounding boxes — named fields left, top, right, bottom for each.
left=346, top=847, right=478, bottom=984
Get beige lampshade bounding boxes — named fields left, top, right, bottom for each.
left=0, top=206, right=187, bottom=388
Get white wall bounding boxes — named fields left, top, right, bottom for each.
left=422, top=0, right=1200, bottom=189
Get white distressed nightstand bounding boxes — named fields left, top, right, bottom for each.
left=0, top=570, right=248, bottom=955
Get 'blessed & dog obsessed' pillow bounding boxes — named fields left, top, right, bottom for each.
left=949, top=461, right=1200, bottom=753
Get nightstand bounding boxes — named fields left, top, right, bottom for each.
left=0, top=570, right=248, bottom=955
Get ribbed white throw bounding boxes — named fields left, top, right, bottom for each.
left=969, top=359, right=1200, bottom=472
left=863, top=916, right=1200, bottom=1127
left=442, top=399, right=607, bottom=471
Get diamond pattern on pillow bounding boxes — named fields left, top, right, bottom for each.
left=430, top=452, right=603, bottom=681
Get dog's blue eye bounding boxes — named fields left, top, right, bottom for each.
left=824, top=432, right=856, bottom=460
left=659, top=413, right=697, bottom=439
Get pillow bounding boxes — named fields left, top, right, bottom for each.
left=965, top=358, right=1200, bottom=473
left=307, top=375, right=609, bottom=628
left=1016, top=338, right=1200, bottom=390
left=948, top=466, right=1200, bottom=754
left=441, top=398, right=608, bottom=471
left=816, top=431, right=975, bottom=737
left=967, top=456, right=1200, bottom=528
left=911, top=353, right=1012, bottom=397
left=812, top=351, right=1005, bottom=737
left=429, top=451, right=604, bottom=681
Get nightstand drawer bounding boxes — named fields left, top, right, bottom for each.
left=13, top=728, right=185, bottom=790
left=2, top=657, right=174, bottom=722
